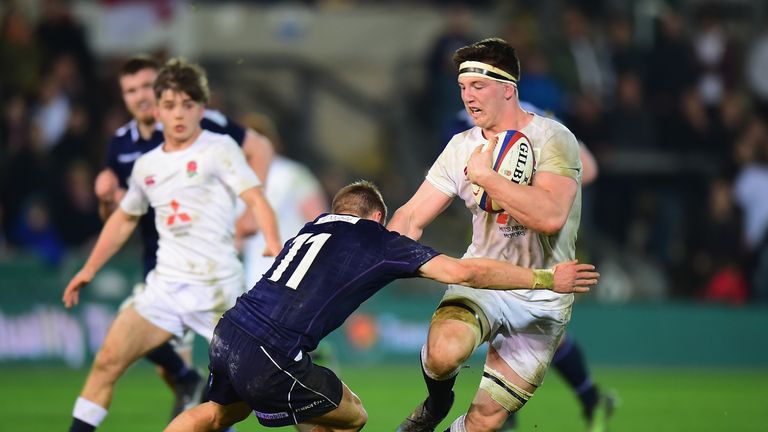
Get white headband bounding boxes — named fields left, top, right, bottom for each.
left=458, top=61, right=518, bottom=85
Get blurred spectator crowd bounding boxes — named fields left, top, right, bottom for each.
left=1, top=0, right=105, bottom=266
left=1, top=0, right=768, bottom=304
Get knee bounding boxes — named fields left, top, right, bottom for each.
left=424, top=342, right=470, bottom=378
left=92, top=345, right=125, bottom=379
left=210, top=415, right=229, bottom=430
left=348, top=404, right=368, bottom=431
left=207, top=407, right=234, bottom=430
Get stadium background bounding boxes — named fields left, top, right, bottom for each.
left=1, top=0, right=767, bottom=430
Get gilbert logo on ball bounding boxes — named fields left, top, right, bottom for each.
left=472, top=130, right=535, bottom=213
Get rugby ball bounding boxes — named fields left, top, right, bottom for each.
left=471, top=130, right=535, bottom=213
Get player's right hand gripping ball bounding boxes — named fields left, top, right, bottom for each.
left=472, top=130, right=535, bottom=213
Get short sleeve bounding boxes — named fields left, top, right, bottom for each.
left=537, top=130, right=581, bottom=181
left=119, top=170, right=149, bottom=216
left=384, top=231, right=441, bottom=276
left=212, top=137, right=261, bottom=196
left=425, top=137, right=462, bottom=198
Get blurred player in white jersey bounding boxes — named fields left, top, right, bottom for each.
left=240, top=155, right=326, bottom=284
left=62, top=58, right=282, bottom=432
left=235, top=113, right=328, bottom=287
left=391, top=38, right=583, bottom=432
left=96, top=56, right=276, bottom=422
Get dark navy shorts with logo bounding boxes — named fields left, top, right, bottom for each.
left=206, top=318, right=344, bottom=427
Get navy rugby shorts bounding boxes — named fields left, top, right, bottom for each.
left=206, top=318, right=343, bottom=427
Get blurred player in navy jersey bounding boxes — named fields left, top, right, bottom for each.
left=63, top=58, right=281, bottom=432
left=164, top=180, right=599, bottom=432
left=92, top=56, right=275, bottom=421
left=438, top=97, right=612, bottom=432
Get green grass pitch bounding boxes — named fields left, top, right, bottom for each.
left=2, top=364, right=766, bottom=431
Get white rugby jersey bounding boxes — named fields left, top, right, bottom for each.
left=427, top=114, right=582, bottom=306
left=242, top=156, right=324, bottom=286
left=121, top=130, right=260, bottom=285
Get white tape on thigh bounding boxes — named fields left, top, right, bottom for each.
left=479, top=366, right=533, bottom=412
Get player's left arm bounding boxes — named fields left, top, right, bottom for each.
left=241, top=129, right=274, bottom=184
left=418, top=255, right=598, bottom=293
left=215, top=137, right=281, bottom=255
left=239, top=187, right=282, bottom=257
left=235, top=129, right=275, bottom=240
left=467, top=131, right=579, bottom=235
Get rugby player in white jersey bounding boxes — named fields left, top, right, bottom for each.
left=391, top=38, right=583, bottom=432
left=235, top=114, right=328, bottom=288
left=62, top=58, right=282, bottom=432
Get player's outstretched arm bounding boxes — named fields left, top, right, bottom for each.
left=240, top=186, right=282, bottom=256
left=387, top=181, right=452, bottom=241
left=417, top=255, right=598, bottom=293
left=62, top=208, right=140, bottom=308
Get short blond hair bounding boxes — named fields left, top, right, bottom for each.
left=331, top=180, right=387, bottom=223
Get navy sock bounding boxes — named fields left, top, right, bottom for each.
left=422, top=358, right=457, bottom=417
left=145, top=342, right=192, bottom=381
left=69, top=418, right=96, bottom=432
left=552, top=335, right=599, bottom=419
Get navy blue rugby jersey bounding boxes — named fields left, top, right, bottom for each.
left=223, top=213, right=441, bottom=359
left=104, top=110, right=246, bottom=277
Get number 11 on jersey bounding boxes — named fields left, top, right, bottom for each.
left=268, top=233, right=332, bottom=289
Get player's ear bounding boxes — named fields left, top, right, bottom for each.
left=368, top=210, right=384, bottom=224
left=504, top=84, right=516, bottom=100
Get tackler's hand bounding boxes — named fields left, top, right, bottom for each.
left=552, top=260, right=599, bottom=294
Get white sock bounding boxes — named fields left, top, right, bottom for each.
left=449, top=414, right=467, bottom=432
left=73, top=397, right=108, bottom=427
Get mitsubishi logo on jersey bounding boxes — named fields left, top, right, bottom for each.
left=496, top=213, right=527, bottom=238
left=167, top=199, right=192, bottom=226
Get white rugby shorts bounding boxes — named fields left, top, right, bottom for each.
left=119, top=282, right=194, bottom=351
left=133, top=271, right=245, bottom=342
left=441, top=284, right=571, bottom=386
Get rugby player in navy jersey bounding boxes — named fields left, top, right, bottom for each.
left=93, top=56, right=275, bottom=420
left=164, top=181, right=598, bottom=432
